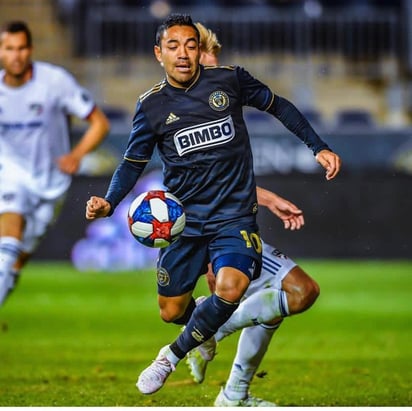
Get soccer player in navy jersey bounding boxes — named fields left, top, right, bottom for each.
left=85, top=13, right=340, bottom=396
left=181, top=22, right=341, bottom=407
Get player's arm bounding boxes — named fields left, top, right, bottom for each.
left=85, top=102, right=154, bottom=220
left=58, top=106, right=110, bottom=175
left=267, top=95, right=342, bottom=180
left=85, top=158, right=147, bottom=220
left=235, top=66, right=342, bottom=180
left=257, top=186, right=304, bottom=230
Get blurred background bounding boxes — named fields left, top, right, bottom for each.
left=2, top=0, right=411, bottom=268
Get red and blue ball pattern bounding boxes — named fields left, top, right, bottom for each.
left=128, top=190, right=186, bottom=248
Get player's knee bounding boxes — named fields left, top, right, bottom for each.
left=159, top=307, right=182, bottom=323
left=159, top=297, right=191, bottom=323
left=215, top=267, right=250, bottom=303
left=291, top=277, right=320, bottom=314
left=283, top=266, right=320, bottom=314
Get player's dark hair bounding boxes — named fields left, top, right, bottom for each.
left=155, top=13, right=200, bottom=46
left=0, top=20, right=32, bottom=47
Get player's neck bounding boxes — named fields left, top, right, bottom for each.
left=3, top=63, right=33, bottom=88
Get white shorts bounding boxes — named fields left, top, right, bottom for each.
left=244, top=240, right=297, bottom=298
left=0, top=179, right=66, bottom=253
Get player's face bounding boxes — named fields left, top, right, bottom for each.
left=0, top=31, right=32, bottom=81
left=154, top=25, right=200, bottom=88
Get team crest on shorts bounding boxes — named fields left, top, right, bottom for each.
left=157, top=267, right=170, bottom=287
left=209, top=90, right=229, bottom=111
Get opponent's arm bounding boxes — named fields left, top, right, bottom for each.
left=58, top=106, right=110, bottom=174
left=257, top=186, right=304, bottom=231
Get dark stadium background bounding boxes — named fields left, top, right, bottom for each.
left=2, top=0, right=410, bottom=262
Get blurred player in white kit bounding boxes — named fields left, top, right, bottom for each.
left=0, top=20, right=110, bottom=306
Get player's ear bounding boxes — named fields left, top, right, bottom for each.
left=154, top=45, right=162, bottom=64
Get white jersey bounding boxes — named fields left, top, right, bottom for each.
left=0, top=61, right=95, bottom=199
left=244, top=240, right=297, bottom=298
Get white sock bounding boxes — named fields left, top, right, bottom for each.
left=164, top=346, right=181, bottom=367
left=0, top=237, right=22, bottom=305
left=215, top=288, right=289, bottom=341
left=224, top=323, right=280, bottom=400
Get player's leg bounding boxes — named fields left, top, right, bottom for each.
left=215, top=244, right=319, bottom=340
left=215, top=266, right=319, bottom=406
left=215, top=323, right=279, bottom=406
left=137, top=264, right=252, bottom=395
left=214, top=248, right=320, bottom=406
left=136, top=236, right=210, bottom=394
left=281, top=265, right=320, bottom=314
left=214, top=243, right=295, bottom=340
left=0, top=194, right=65, bottom=305
left=0, top=212, right=25, bottom=304
left=187, top=241, right=319, bottom=389
left=137, top=225, right=262, bottom=394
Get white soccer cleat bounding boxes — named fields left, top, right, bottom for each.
left=136, top=345, right=175, bottom=394
left=186, top=347, right=208, bottom=383
left=214, top=387, right=277, bottom=407
left=197, top=334, right=217, bottom=361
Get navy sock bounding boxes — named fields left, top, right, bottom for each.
left=170, top=293, right=239, bottom=359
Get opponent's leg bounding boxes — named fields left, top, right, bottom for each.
left=0, top=213, right=25, bottom=305
left=187, top=254, right=319, bottom=386
left=215, top=287, right=288, bottom=341
left=0, top=237, right=23, bottom=304
left=215, top=323, right=279, bottom=406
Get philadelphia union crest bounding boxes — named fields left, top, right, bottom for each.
left=157, top=267, right=170, bottom=287
left=209, top=90, right=229, bottom=111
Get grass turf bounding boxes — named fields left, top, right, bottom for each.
left=0, top=260, right=411, bottom=406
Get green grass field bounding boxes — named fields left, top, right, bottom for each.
left=0, top=260, right=411, bottom=406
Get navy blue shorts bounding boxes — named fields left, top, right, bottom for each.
left=156, top=223, right=262, bottom=297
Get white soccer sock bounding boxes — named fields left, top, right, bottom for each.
left=164, top=345, right=181, bottom=367
left=0, top=237, right=22, bottom=305
left=215, top=288, right=289, bottom=341
left=224, top=323, right=279, bottom=400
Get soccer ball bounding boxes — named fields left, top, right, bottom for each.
left=127, top=190, right=186, bottom=248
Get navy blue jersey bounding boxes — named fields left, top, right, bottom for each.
left=106, top=65, right=330, bottom=236
left=124, top=65, right=269, bottom=235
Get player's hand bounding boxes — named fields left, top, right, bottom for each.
left=271, top=196, right=304, bottom=231
left=257, top=187, right=304, bottom=230
left=315, top=149, right=342, bottom=180
left=86, top=196, right=111, bottom=220
left=57, top=153, right=81, bottom=175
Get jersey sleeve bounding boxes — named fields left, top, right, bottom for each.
left=267, top=95, right=331, bottom=155
left=236, top=66, right=275, bottom=111
left=236, top=66, right=330, bottom=156
left=103, top=100, right=157, bottom=215
left=124, top=100, right=158, bottom=162
left=56, top=68, right=96, bottom=119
